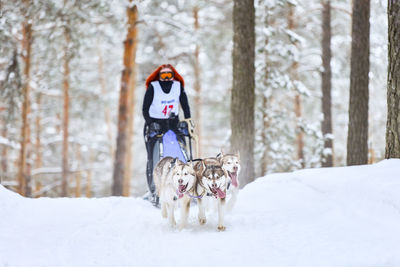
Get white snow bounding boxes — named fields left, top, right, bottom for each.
left=1, top=159, right=400, bottom=267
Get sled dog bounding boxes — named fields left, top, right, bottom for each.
left=194, top=157, right=228, bottom=231
left=218, top=152, right=241, bottom=211
left=154, top=157, right=196, bottom=229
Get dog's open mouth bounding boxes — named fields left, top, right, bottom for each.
left=178, top=183, right=188, bottom=193
left=228, top=171, right=238, bottom=187
left=209, top=186, right=226, bottom=199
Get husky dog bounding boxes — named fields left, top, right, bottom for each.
left=153, top=157, right=196, bottom=229
left=218, top=152, right=241, bottom=211
left=194, top=157, right=228, bottom=231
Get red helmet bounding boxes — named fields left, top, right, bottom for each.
left=145, top=64, right=185, bottom=89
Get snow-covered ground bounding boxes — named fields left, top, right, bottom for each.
left=1, top=160, right=400, bottom=267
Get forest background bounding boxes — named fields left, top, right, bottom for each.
left=0, top=0, right=391, bottom=198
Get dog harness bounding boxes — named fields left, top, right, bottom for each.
left=149, top=81, right=180, bottom=119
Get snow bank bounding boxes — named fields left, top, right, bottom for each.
left=1, top=160, right=400, bottom=267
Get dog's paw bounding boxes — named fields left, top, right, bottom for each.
left=217, top=225, right=226, bottom=231
left=199, top=218, right=206, bottom=225
left=169, top=219, right=176, bottom=227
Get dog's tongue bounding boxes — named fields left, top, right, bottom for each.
left=216, top=188, right=226, bottom=199
left=178, top=184, right=186, bottom=192
left=230, top=172, right=238, bottom=187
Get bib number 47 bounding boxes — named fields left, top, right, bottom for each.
left=162, top=105, right=174, bottom=117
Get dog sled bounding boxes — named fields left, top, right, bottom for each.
left=144, top=113, right=196, bottom=206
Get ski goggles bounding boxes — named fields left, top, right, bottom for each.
left=159, top=71, right=174, bottom=80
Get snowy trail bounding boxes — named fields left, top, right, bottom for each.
left=1, top=160, right=400, bottom=267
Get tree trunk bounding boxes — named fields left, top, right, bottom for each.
left=123, top=45, right=138, bottom=197
left=97, top=44, right=115, bottom=158
left=18, top=19, right=33, bottom=197
left=1, top=121, right=8, bottom=177
left=347, top=0, right=370, bottom=166
left=294, top=93, right=304, bottom=167
left=261, top=4, right=269, bottom=175
left=231, top=0, right=255, bottom=187
left=112, top=4, right=138, bottom=196
left=86, top=150, right=93, bottom=198
left=321, top=0, right=334, bottom=167
left=261, top=94, right=269, bottom=175
left=61, top=26, right=71, bottom=197
left=75, top=145, right=81, bottom=197
left=35, top=93, right=42, bottom=170
left=193, top=6, right=202, bottom=158
left=385, top=0, right=400, bottom=158
left=86, top=171, right=92, bottom=198
left=288, top=5, right=304, bottom=168
left=33, top=92, right=42, bottom=197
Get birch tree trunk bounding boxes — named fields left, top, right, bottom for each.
left=231, top=0, right=255, bottom=187
left=321, top=0, right=334, bottom=167
left=385, top=0, right=400, bottom=158
left=112, top=3, right=138, bottom=196
left=18, top=18, right=33, bottom=197
left=61, top=25, right=71, bottom=197
left=347, top=0, right=370, bottom=166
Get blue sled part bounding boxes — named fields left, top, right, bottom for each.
left=162, top=130, right=186, bottom=163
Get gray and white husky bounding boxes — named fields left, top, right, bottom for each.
left=153, top=157, right=196, bottom=229
left=218, top=152, right=241, bottom=211
left=194, top=157, right=228, bottom=231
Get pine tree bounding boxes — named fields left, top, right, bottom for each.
left=347, top=0, right=370, bottom=166
left=321, top=0, right=334, bottom=167
left=112, top=3, right=138, bottom=196
left=61, top=23, right=71, bottom=197
left=18, top=0, right=33, bottom=197
left=385, top=0, right=400, bottom=158
left=231, top=0, right=255, bottom=186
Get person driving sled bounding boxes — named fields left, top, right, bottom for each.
left=142, top=64, right=192, bottom=201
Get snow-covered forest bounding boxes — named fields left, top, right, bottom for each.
left=2, top=1, right=400, bottom=266
left=0, top=0, right=397, bottom=198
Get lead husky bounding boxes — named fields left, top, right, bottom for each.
left=153, top=157, right=196, bottom=229
left=194, top=157, right=228, bottom=231
left=218, top=152, right=241, bottom=211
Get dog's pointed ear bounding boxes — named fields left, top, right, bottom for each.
left=201, top=160, right=206, bottom=172
left=170, top=157, right=177, bottom=168
left=236, top=151, right=240, bottom=159
left=217, top=149, right=224, bottom=162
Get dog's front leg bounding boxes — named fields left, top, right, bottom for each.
left=161, top=201, right=167, bottom=218
left=226, top=187, right=238, bottom=212
left=197, top=197, right=206, bottom=225
left=167, top=202, right=176, bottom=227
left=179, top=197, right=190, bottom=230
left=217, top=197, right=226, bottom=231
